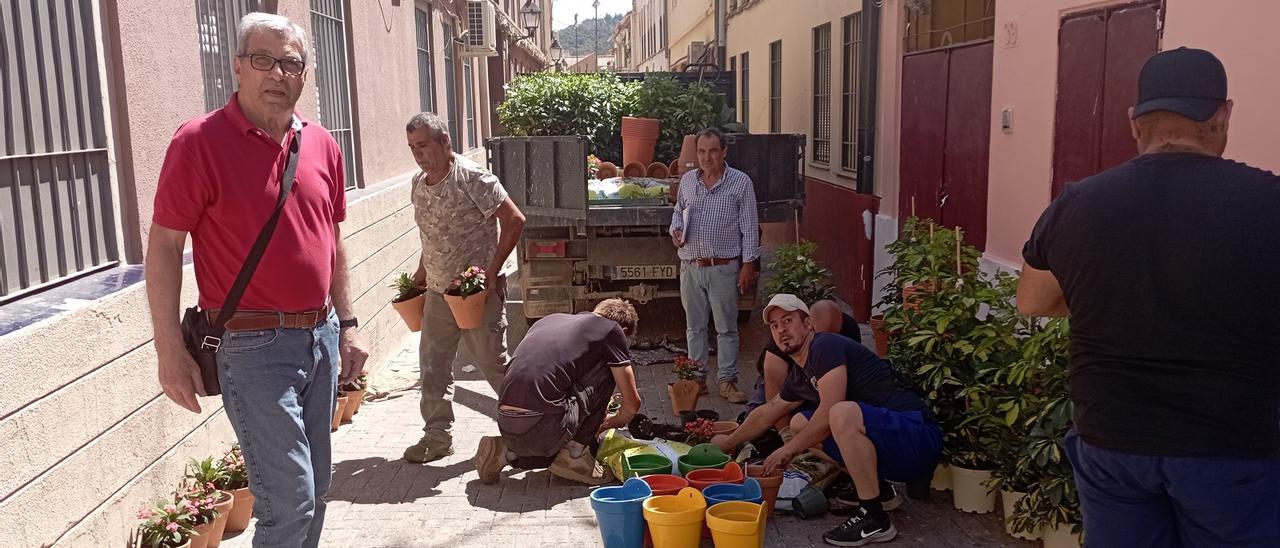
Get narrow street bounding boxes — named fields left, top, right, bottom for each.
left=221, top=276, right=1029, bottom=547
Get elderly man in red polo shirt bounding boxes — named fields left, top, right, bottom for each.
left=145, top=12, right=367, bottom=548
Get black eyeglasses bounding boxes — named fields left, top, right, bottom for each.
left=238, top=53, right=306, bottom=76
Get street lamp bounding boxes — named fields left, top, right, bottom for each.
left=520, top=0, right=542, bottom=38
left=549, top=36, right=564, bottom=64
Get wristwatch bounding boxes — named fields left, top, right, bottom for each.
left=338, top=318, right=359, bottom=329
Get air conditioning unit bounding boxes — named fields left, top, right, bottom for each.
left=463, top=0, right=498, bottom=57
left=688, top=41, right=708, bottom=64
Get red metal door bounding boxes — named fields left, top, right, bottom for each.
left=941, top=42, right=994, bottom=250
left=1052, top=1, right=1161, bottom=196
left=898, top=51, right=948, bottom=224
left=898, top=42, right=994, bottom=250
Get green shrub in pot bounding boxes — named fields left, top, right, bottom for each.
left=764, top=240, right=836, bottom=305
left=498, top=71, right=638, bottom=162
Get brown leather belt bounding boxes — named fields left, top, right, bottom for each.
left=205, top=305, right=331, bottom=332
left=691, top=257, right=739, bottom=267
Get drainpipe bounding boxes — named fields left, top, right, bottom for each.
left=714, top=0, right=726, bottom=68
left=858, top=0, right=881, bottom=196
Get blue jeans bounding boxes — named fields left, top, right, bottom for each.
left=217, top=311, right=339, bottom=548
left=679, top=259, right=740, bottom=383
left=1065, top=430, right=1280, bottom=547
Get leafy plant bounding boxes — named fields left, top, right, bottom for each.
left=445, top=266, right=487, bottom=298
left=683, top=418, right=717, bottom=445
left=341, top=372, right=369, bottom=393
left=631, top=75, right=742, bottom=164
left=177, top=480, right=220, bottom=527
left=498, top=71, right=638, bottom=162
left=130, top=499, right=194, bottom=548
left=389, top=272, right=426, bottom=303
left=220, top=444, right=249, bottom=491
left=764, top=241, right=837, bottom=305
left=185, top=456, right=231, bottom=492
left=673, top=355, right=705, bottom=381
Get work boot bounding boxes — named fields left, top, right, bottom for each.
left=473, top=436, right=508, bottom=484
left=719, top=381, right=747, bottom=404
left=549, top=446, right=614, bottom=486
left=696, top=378, right=709, bottom=395
left=404, top=435, right=454, bottom=463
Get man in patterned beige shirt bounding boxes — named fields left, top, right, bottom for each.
left=403, top=112, right=526, bottom=463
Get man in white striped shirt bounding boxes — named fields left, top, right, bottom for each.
left=669, top=128, right=760, bottom=404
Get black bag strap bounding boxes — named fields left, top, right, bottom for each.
left=208, top=128, right=303, bottom=337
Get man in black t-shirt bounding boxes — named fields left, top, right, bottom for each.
left=744, top=299, right=862, bottom=417
left=1019, top=48, right=1280, bottom=546
left=714, top=294, right=940, bottom=546
left=472, top=299, right=642, bottom=485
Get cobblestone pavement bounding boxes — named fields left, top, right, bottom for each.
left=222, top=294, right=1034, bottom=547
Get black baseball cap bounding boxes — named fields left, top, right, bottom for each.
left=1132, top=47, right=1227, bottom=122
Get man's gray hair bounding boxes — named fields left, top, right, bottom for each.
left=406, top=112, right=451, bottom=139
left=696, top=127, right=727, bottom=148
left=237, top=12, right=310, bottom=64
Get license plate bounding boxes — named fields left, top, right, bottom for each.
left=614, top=265, right=677, bottom=280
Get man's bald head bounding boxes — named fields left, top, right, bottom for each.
left=810, top=300, right=843, bottom=334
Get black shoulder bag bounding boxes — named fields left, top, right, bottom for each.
left=180, top=128, right=302, bottom=396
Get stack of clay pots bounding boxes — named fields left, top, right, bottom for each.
left=621, top=117, right=660, bottom=174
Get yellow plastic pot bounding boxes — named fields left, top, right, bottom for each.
left=641, top=487, right=705, bottom=548
left=706, top=501, right=766, bottom=548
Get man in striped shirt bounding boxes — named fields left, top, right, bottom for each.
left=669, top=127, right=760, bottom=404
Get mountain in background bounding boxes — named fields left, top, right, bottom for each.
left=556, top=13, right=624, bottom=56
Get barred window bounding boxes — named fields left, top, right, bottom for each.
left=841, top=13, right=861, bottom=173
left=812, top=24, right=832, bottom=164
left=740, top=52, right=750, bottom=132
left=442, top=22, right=460, bottom=152
left=416, top=5, right=436, bottom=113
left=464, top=59, right=477, bottom=150
left=197, top=1, right=260, bottom=113
left=310, top=0, right=358, bottom=188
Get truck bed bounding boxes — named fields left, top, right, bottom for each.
left=587, top=203, right=674, bottom=226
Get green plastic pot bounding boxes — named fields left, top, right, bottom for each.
left=624, top=453, right=673, bottom=478
left=677, top=443, right=730, bottom=475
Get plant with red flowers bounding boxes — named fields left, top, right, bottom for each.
left=672, top=355, right=705, bottom=381
left=683, top=417, right=717, bottom=445
left=445, top=266, right=487, bottom=298
left=129, top=498, right=194, bottom=547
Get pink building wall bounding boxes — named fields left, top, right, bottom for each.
left=985, top=0, right=1280, bottom=267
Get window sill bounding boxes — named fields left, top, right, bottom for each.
left=834, top=169, right=857, bottom=182
left=0, top=257, right=159, bottom=337
left=808, top=161, right=831, bottom=170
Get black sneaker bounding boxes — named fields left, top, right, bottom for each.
left=823, top=507, right=898, bottom=546
left=832, top=482, right=906, bottom=513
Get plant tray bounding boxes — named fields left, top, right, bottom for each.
left=589, top=197, right=668, bottom=206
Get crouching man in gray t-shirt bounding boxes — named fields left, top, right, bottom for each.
left=472, top=299, right=643, bottom=485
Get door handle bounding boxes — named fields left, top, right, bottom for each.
left=939, top=193, right=949, bottom=207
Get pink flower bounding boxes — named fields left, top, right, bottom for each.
left=136, top=509, right=153, bottom=520
left=166, top=522, right=180, bottom=532
left=163, top=504, right=177, bottom=514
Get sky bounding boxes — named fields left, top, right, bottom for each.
left=551, top=0, right=633, bottom=30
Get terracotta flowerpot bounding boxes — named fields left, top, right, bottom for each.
left=1041, top=522, right=1082, bottom=548
left=341, top=388, right=363, bottom=423
left=225, top=487, right=255, bottom=533
left=622, top=138, right=657, bottom=168
left=950, top=465, right=997, bottom=514
left=930, top=462, right=952, bottom=491
left=869, top=314, right=889, bottom=356
left=667, top=380, right=701, bottom=415
left=677, top=134, right=698, bottom=173
left=622, top=161, right=648, bottom=178
left=443, top=292, right=487, bottom=329
left=746, top=464, right=783, bottom=514
left=189, top=521, right=213, bottom=548
left=667, top=181, right=679, bottom=204
left=1001, top=490, right=1041, bottom=541
left=710, top=420, right=738, bottom=436
left=331, top=396, right=348, bottom=432
left=647, top=161, right=669, bottom=179
left=391, top=292, right=426, bottom=332
left=668, top=159, right=680, bottom=177
left=621, top=116, right=661, bottom=139
left=597, top=161, right=619, bottom=179
left=903, top=281, right=936, bottom=312
left=206, top=490, right=234, bottom=547
left=345, top=387, right=367, bottom=416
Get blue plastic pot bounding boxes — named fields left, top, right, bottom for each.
left=703, top=478, right=764, bottom=507
left=589, top=477, right=653, bottom=548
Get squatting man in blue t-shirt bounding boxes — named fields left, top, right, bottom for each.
left=712, top=294, right=941, bottom=547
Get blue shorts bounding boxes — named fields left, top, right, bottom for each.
left=801, top=403, right=942, bottom=483
left=1065, top=430, right=1280, bottom=547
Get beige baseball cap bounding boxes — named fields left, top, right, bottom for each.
left=763, top=293, right=810, bottom=322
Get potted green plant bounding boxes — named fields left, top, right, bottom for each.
left=178, top=480, right=220, bottom=548
left=764, top=240, right=837, bottom=305
left=219, top=444, right=254, bottom=534
left=389, top=272, right=427, bottom=332
left=442, top=265, right=488, bottom=329
left=130, top=498, right=195, bottom=548
left=184, top=457, right=233, bottom=547
left=667, top=355, right=704, bottom=415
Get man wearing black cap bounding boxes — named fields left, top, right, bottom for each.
left=1018, top=47, right=1280, bottom=546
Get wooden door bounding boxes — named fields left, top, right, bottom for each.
left=1052, top=1, right=1161, bottom=196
